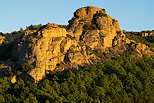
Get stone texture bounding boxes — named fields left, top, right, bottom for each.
left=141, top=30, right=154, bottom=37
left=135, top=43, right=153, bottom=57
left=67, top=6, right=123, bottom=48
left=11, top=6, right=154, bottom=82
left=0, top=35, right=5, bottom=44
left=12, top=23, right=83, bottom=82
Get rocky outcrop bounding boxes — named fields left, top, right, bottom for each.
left=10, top=75, right=17, bottom=83
left=0, top=35, right=5, bottom=44
left=11, top=6, right=154, bottom=82
left=13, top=24, right=64, bottom=81
left=141, top=30, right=154, bottom=37
left=67, top=6, right=122, bottom=48
left=12, top=23, right=89, bottom=82
left=135, top=43, right=153, bottom=57
left=41, top=23, right=67, bottom=37
left=13, top=6, right=125, bottom=82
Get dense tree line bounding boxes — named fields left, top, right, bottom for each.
left=0, top=55, right=153, bottom=103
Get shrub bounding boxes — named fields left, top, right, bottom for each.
left=83, top=23, right=98, bottom=30
left=0, top=42, right=14, bottom=61
left=21, top=63, right=34, bottom=72
left=58, top=25, right=67, bottom=28
left=99, top=32, right=106, bottom=38
left=66, top=34, right=75, bottom=40
left=124, top=31, right=154, bottom=48
left=97, top=12, right=108, bottom=17
left=26, top=24, right=44, bottom=31
left=116, top=31, right=122, bottom=35
left=144, top=36, right=154, bottom=43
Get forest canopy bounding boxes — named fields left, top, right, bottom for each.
left=0, top=55, right=153, bottom=103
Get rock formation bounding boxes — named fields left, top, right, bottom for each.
left=141, top=30, right=154, bottom=37
left=10, top=6, right=153, bottom=82
left=0, top=35, right=5, bottom=44
left=13, top=23, right=72, bottom=81
left=67, top=6, right=122, bottom=48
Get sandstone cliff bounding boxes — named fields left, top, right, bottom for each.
left=12, top=23, right=89, bottom=82
left=0, top=35, right=5, bottom=44
left=8, top=6, right=153, bottom=82
left=67, top=6, right=122, bottom=48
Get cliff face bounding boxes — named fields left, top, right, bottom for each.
left=0, top=35, right=5, bottom=44
left=10, top=6, right=153, bottom=82
left=12, top=23, right=77, bottom=81
left=67, top=6, right=122, bottom=48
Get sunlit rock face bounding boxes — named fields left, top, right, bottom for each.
left=67, top=6, right=123, bottom=48
left=0, top=35, right=5, bottom=44
left=12, top=6, right=153, bottom=82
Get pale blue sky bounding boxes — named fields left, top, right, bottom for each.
left=0, top=0, right=153, bottom=33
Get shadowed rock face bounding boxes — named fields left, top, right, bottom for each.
left=11, top=6, right=153, bottom=82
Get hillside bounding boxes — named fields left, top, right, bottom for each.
left=0, top=6, right=154, bottom=103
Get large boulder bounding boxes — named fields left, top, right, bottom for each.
left=135, top=43, right=153, bottom=57
left=67, top=6, right=122, bottom=48
left=0, top=35, right=5, bottom=44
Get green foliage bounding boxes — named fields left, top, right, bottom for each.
left=68, top=49, right=76, bottom=53
left=66, top=34, right=75, bottom=40
left=26, top=24, right=44, bottom=31
left=116, top=31, right=122, bottom=35
left=144, top=36, right=154, bottom=43
left=11, top=31, right=19, bottom=35
left=99, top=32, right=106, bottom=38
left=83, top=23, right=98, bottom=30
left=124, top=31, right=154, bottom=48
left=0, top=42, right=14, bottom=60
left=58, top=25, right=67, bottom=28
left=0, top=55, right=153, bottom=103
left=96, top=12, right=108, bottom=17
left=19, top=27, right=25, bottom=33
left=21, top=63, right=34, bottom=72
left=0, top=32, right=3, bottom=35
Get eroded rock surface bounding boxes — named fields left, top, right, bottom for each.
left=0, top=35, right=5, bottom=44
left=13, top=23, right=89, bottom=82
left=11, top=6, right=154, bottom=82
left=67, top=6, right=122, bottom=48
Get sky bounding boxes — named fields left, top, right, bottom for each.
left=0, top=0, right=154, bottom=33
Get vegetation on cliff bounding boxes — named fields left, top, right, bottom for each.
left=0, top=6, right=154, bottom=103
left=0, top=55, right=153, bottom=103
left=124, top=31, right=154, bottom=48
